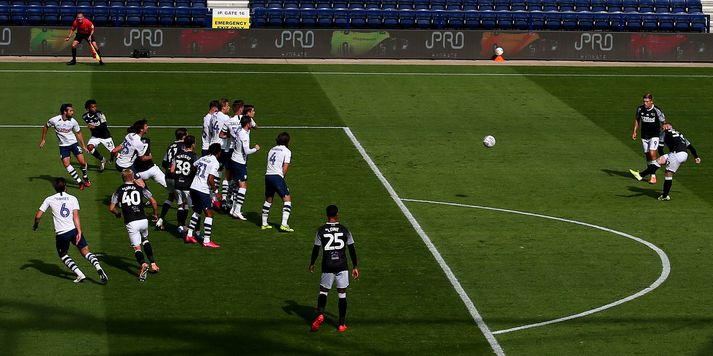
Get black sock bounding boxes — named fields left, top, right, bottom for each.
left=338, top=297, right=347, bottom=325
left=72, top=48, right=77, bottom=60
left=317, top=293, right=327, bottom=314
left=160, top=200, right=171, bottom=219
left=640, top=164, right=659, bottom=177
left=142, top=241, right=155, bottom=263
left=91, top=149, right=104, bottom=161
left=177, top=208, right=188, bottom=227
left=134, top=250, right=145, bottom=265
left=663, top=178, right=672, bottom=197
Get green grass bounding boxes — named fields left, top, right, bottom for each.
left=1, top=62, right=713, bottom=355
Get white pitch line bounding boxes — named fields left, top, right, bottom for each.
left=401, top=198, right=671, bottom=335
left=0, top=69, right=711, bottom=78
left=343, top=128, right=505, bottom=356
left=0, top=124, right=345, bottom=129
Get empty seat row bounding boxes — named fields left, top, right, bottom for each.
left=0, top=4, right=210, bottom=26
left=252, top=8, right=709, bottom=31
left=252, top=0, right=702, bottom=13
left=0, top=0, right=207, bottom=7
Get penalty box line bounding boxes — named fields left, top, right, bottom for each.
left=343, top=127, right=506, bottom=356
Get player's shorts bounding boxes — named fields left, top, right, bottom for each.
left=217, top=149, right=232, bottom=169
left=175, top=189, right=192, bottom=207
left=229, top=160, right=248, bottom=182
left=125, top=219, right=149, bottom=247
left=136, top=165, right=167, bottom=188
left=59, top=143, right=82, bottom=159
left=661, top=151, right=688, bottom=173
left=641, top=137, right=660, bottom=153
left=320, top=270, right=350, bottom=289
left=190, top=189, right=212, bottom=212
left=87, top=137, right=115, bottom=151
left=265, top=175, right=290, bottom=198
left=55, top=228, right=89, bottom=253
left=74, top=33, right=94, bottom=43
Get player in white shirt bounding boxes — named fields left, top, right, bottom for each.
left=111, top=120, right=149, bottom=187
left=185, top=143, right=223, bottom=248
left=39, top=103, right=91, bottom=190
left=218, top=100, right=243, bottom=208
left=210, top=98, right=232, bottom=203
left=261, top=132, right=293, bottom=232
left=201, top=100, right=220, bottom=156
left=33, top=177, right=108, bottom=284
left=225, top=116, right=260, bottom=220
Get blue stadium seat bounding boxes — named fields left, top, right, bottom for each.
left=333, top=8, right=349, bottom=26
left=283, top=8, right=299, bottom=26
left=574, top=0, right=589, bottom=11
left=414, top=8, right=430, bottom=27
left=44, top=0, right=60, bottom=6
left=444, top=0, right=462, bottom=8
left=542, top=0, right=557, bottom=11
left=607, top=0, right=622, bottom=11
left=592, top=12, right=609, bottom=27
left=365, top=9, right=382, bottom=26
left=126, top=0, right=141, bottom=6
left=414, top=0, right=430, bottom=9
left=175, top=0, right=190, bottom=6
left=526, top=0, right=543, bottom=10
left=658, top=13, right=674, bottom=29
left=27, top=5, right=42, bottom=24
left=609, top=12, right=624, bottom=29
left=266, top=0, right=282, bottom=8
left=191, top=0, right=207, bottom=7
left=461, top=0, right=476, bottom=9
left=445, top=9, right=464, bottom=26
left=641, top=13, right=657, bottom=29
left=530, top=10, right=545, bottom=27
left=0, top=5, right=8, bottom=24
left=76, top=5, right=92, bottom=17
left=625, top=13, right=642, bottom=30
left=42, top=4, right=59, bottom=24
left=480, top=11, right=496, bottom=28
left=316, top=8, right=333, bottom=25
left=266, top=8, right=283, bottom=25
left=364, top=0, right=381, bottom=8
left=690, top=13, right=706, bottom=30
left=654, top=0, right=670, bottom=12
left=431, top=0, right=446, bottom=9
left=477, top=0, right=494, bottom=10
left=142, top=5, right=158, bottom=25
left=398, top=9, right=415, bottom=26
left=622, top=0, right=637, bottom=11
left=431, top=9, right=446, bottom=27
left=174, top=6, right=191, bottom=25
left=561, top=12, right=577, bottom=28
left=252, top=8, right=266, bottom=26
left=156, top=0, right=173, bottom=6
left=545, top=11, right=561, bottom=29
left=688, top=0, right=702, bottom=12
left=348, top=0, right=364, bottom=9
left=92, top=5, right=109, bottom=25
left=513, top=11, right=529, bottom=29
left=590, top=0, right=604, bottom=11
left=463, top=10, right=479, bottom=28
left=397, top=0, right=413, bottom=9
left=125, top=6, right=141, bottom=25
left=511, top=0, right=526, bottom=10
left=9, top=4, right=23, bottom=25
left=59, top=5, right=75, bottom=24
left=559, top=0, right=574, bottom=10
left=158, top=6, right=174, bottom=25
left=494, top=0, right=509, bottom=10
left=27, top=0, right=42, bottom=5
left=496, top=11, right=513, bottom=28
left=673, top=13, right=689, bottom=29
left=382, top=9, right=398, bottom=26
left=578, top=12, right=593, bottom=28
left=670, top=0, right=685, bottom=12
left=301, top=8, right=317, bottom=25
left=349, top=8, right=366, bottom=26
left=638, top=0, right=654, bottom=12
left=143, top=0, right=158, bottom=6
left=282, top=0, right=298, bottom=8
left=315, top=0, right=331, bottom=8
left=381, top=0, right=397, bottom=8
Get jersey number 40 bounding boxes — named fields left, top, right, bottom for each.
left=122, top=191, right=141, bottom=206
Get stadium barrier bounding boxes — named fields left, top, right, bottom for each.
left=1, top=26, right=713, bottom=61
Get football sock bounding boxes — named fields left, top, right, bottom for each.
left=262, top=201, right=271, bottom=225
left=317, top=291, right=328, bottom=313
left=187, top=212, right=200, bottom=236
left=142, top=240, right=155, bottom=263
left=203, top=217, right=213, bottom=243
left=663, top=177, right=673, bottom=197
left=640, top=164, right=659, bottom=177
left=177, top=208, right=188, bottom=227
left=134, top=250, right=146, bottom=265
left=84, top=252, right=103, bottom=271
left=338, top=293, right=347, bottom=325
left=221, top=180, right=229, bottom=199
left=90, top=148, right=104, bottom=162
left=80, top=164, right=89, bottom=181
left=235, top=188, right=246, bottom=213
left=71, top=48, right=77, bottom=60
left=66, top=165, right=82, bottom=184
left=160, top=200, right=172, bottom=219
left=281, top=202, right=292, bottom=226
left=61, top=254, right=85, bottom=278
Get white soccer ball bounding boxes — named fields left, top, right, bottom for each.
left=483, top=135, right=496, bottom=148
left=494, top=47, right=504, bottom=56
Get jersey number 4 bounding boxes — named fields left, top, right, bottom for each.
left=122, top=191, right=141, bottom=206
left=323, top=233, right=345, bottom=251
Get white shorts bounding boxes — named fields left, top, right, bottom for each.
left=320, top=270, right=349, bottom=290
left=126, top=219, right=149, bottom=246
left=641, top=137, right=660, bottom=153
left=88, top=137, right=115, bottom=151
left=661, top=151, right=688, bottom=173
left=137, top=165, right=167, bottom=188
left=175, top=189, right=192, bottom=207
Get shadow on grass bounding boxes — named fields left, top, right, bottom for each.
left=19, top=259, right=74, bottom=280
left=615, top=186, right=661, bottom=199
left=282, top=300, right=339, bottom=327
left=601, top=169, right=637, bottom=179
left=97, top=253, right=137, bottom=277
left=244, top=211, right=263, bottom=227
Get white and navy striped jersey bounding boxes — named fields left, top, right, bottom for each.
left=201, top=113, right=213, bottom=150
left=231, top=128, right=257, bottom=164
left=116, top=133, right=147, bottom=168
left=209, top=112, right=231, bottom=149
left=39, top=192, right=80, bottom=234
left=46, top=115, right=80, bottom=147
left=221, top=115, right=241, bottom=150
left=265, top=145, right=291, bottom=177
left=190, top=155, right=220, bottom=194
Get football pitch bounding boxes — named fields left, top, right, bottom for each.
left=1, top=62, right=713, bottom=355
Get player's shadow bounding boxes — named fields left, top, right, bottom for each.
left=98, top=253, right=137, bottom=277
left=162, top=221, right=185, bottom=240
left=19, top=259, right=74, bottom=280
left=618, top=186, right=660, bottom=199
left=601, top=169, right=635, bottom=179
left=244, top=211, right=263, bottom=227
left=282, top=300, right=336, bottom=328
left=27, top=175, right=58, bottom=184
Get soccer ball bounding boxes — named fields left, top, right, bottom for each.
left=494, top=47, right=504, bottom=56
left=483, top=135, right=496, bottom=148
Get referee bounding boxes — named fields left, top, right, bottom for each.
left=64, top=12, right=104, bottom=65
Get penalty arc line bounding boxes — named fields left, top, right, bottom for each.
left=401, top=198, right=671, bottom=335
left=342, top=127, right=506, bottom=356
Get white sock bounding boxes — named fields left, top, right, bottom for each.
left=203, top=217, right=213, bottom=243
left=262, top=201, right=271, bottom=226
left=281, top=201, right=292, bottom=226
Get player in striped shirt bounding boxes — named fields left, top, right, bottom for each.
left=33, top=177, right=108, bottom=284
left=185, top=143, right=223, bottom=248
left=261, top=132, right=293, bottom=232
left=201, top=100, right=220, bottom=157
left=39, top=103, right=92, bottom=190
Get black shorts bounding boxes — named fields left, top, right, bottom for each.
left=74, top=33, right=94, bottom=43
left=56, top=228, right=88, bottom=254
